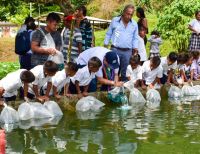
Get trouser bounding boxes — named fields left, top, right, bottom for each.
left=2, top=96, right=16, bottom=102
left=160, top=74, right=168, bottom=84
left=111, top=48, right=132, bottom=81
left=19, top=53, right=32, bottom=70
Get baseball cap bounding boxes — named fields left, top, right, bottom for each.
left=64, top=15, right=74, bottom=21
left=105, top=52, right=119, bottom=69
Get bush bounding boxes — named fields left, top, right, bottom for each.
left=157, top=0, right=200, bottom=52
left=0, top=62, right=20, bottom=79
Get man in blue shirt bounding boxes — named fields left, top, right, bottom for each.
left=104, top=4, right=139, bottom=81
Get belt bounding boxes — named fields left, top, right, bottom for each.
left=111, top=45, right=131, bottom=51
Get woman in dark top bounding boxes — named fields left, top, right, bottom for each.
left=136, top=7, right=148, bottom=45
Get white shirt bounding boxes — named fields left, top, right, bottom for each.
left=71, top=66, right=96, bottom=86
left=77, top=47, right=119, bottom=77
left=0, top=69, right=25, bottom=97
left=126, top=65, right=142, bottom=82
left=138, top=36, right=147, bottom=61
left=161, top=57, right=177, bottom=75
left=142, top=60, right=163, bottom=85
left=189, top=19, right=200, bottom=33
left=29, top=65, right=52, bottom=94
left=43, top=69, right=70, bottom=95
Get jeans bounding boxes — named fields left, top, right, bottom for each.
left=111, top=48, right=132, bottom=81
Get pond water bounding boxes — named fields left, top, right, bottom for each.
left=5, top=93, right=200, bottom=154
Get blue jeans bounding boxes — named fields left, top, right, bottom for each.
left=111, top=48, right=132, bottom=81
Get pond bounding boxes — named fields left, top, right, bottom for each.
left=4, top=92, right=200, bottom=154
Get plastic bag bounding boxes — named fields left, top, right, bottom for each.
left=29, top=102, right=52, bottom=119
left=146, top=89, right=161, bottom=108
left=18, top=102, right=34, bottom=120
left=108, top=87, right=126, bottom=103
left=192, top=85, right=200, bottom=95
left=76, top=96, right=105, bottom=112
left=129, top=88, right=146, bottom=105
left=48, top=51, right=64, bottom=64
left=43, top=101, right=63, bottom=117
left=168, top=86, right=183, bottom=98
left=0, top=103, right=19, bottom=124
left=182, top=85, right=197, bottom=96
left=124, top=80, right=135, bottom=91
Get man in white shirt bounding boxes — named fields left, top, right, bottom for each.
left=0, top=70, right=35, bottom=102
left=77, top=47, right=123, bottom=91
left=141, top=56, right=163, bottom=89
left=160, top=52, right=178, bottom=84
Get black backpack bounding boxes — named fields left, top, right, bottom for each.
left=15, top=30, right=31, bottom=55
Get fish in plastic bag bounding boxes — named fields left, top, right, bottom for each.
left=108, top=87, right=126, bottom=103
left=0, top=103, right=19, bottom=124
left=129, top=88, right=146, bottom=105
left=146, top=89, right=161, bottom=108
left=43, top=101, right=63, bottom=117
left=168, top=86, right=183, bottom=98
left=76, top=96, right=105, bottom=112
left=18, top=102, right=34, bottom=120
left=124, top=80, right=135, bottom=91
left=29, top=102, right=52, bottom=119
left=182, top=85, right=197, bottom=96
left=192, top=85, right=200, bottom=95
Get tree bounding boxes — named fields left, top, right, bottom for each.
left=157, top=0, right=200, bottom=52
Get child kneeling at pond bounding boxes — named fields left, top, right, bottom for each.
left=190, top=51, right=200, bottom=80
left=69, top=57, right=102, bottom=99
left=0, top=70, right=35, bottom=103
left=126, top=54, right=143, bottom=87
left=160, top=52, right=178, bottom=85
left=43, top=62, right=78, bottom=99
left=141, top=56, right=163, bottom=89
left=28, top=60, right=59, bottom=103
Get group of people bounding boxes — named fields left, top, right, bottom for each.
left=0, top=4, right=200, bottom=104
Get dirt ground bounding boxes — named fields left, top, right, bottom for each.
left=0, top=37, right=18, bottom=62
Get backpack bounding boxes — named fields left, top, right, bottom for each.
left=15, top=30, right=31, bottom=55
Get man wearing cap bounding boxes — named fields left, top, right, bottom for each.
left=104, top=4, right=139, bottom=81
left=31, top=12, right=62, bottom=67
left=61, top=15, right=82, bottom=62
left=77, top=47, right=123, bottom=91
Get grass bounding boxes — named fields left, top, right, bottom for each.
left=94, top=13, right=175, bottom=57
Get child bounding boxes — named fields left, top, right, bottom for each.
left=138, top=26, right=147, bottom=64
left=28, top=60, right=59, bottom=102
left=191, top=51, right=200, bottom=80
left=160, top=52, right=178, bottom=84
left=141, top=56, right=163, bottom=89
left=180, top=53, right=193, bottom=82
left=69, top=57, right=102, bottom=98
left=148, top=30, right=162, bottom=58
left=126, top=54, right=142, bottom=87
left=0, top=70, right=35, bottom=102
left=43, top=62, right=78, bottom=99
left=62, top=15, right=82, bottom=62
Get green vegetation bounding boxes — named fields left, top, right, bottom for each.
left=0, top=62, right=20, bottom=79
left=157, top=0, right=200, bottom=52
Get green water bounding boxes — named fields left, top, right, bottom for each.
left=5, top=97, right=200, bottom=154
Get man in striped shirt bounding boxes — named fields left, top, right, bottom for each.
left=62, top=15, right=82, bottom=62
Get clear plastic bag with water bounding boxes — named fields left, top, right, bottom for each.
left=108, top=87, right=126, bottom=103
left=29, top=102, right=52, bottom=119
left=168, top=86, right=183, bottom=98
left=182, top=85, right=197, bottom=96
left=0, top=103, right=19, bottom=124
left=43, top=101, right=63, bottom=117
left=192, top=85, right=200, bottom=95
left=124, top=80, right=135, bottom=91
left=146, top=89, right=161, bottom=108
left=48, top=51, right=64, bottom=64
left=76, top=96, right=105, bottom=112
left=129, top=88, right=146, bottom=105
left=18, top=102, right=34, bottom=120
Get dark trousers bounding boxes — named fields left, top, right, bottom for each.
left=19, top=53, right=32, bottom=70
left=19, top=87, right=35, bottom=99
left=160, top=74, right=168, bottom=84
left=2, top=95, right=16, bottom=102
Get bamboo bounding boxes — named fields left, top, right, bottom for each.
left=67, top=18, right=75, bottom=63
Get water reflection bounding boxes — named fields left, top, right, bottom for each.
left=5, top=99, right=200, bottom=153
